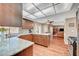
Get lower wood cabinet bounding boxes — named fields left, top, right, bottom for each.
left=19, top=34, right=50, bottom=47
left=33, top=34, right=50, bottom=47
left=19, top=34, right=33, bottom=41
left=14, top=45, right=33, bottom=56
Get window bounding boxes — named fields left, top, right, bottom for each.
left=0, top=26, right=20, bottom=34
left=0, top=26, right=20, bottom=45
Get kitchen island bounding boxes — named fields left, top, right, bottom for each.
left=19, top=33, right=50, bottom=47
left=0, top=37, right=34, bottom=56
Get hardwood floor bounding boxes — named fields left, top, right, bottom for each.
left=33, top=36, right=69, bottom=56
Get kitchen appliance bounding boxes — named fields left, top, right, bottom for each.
left=68, top=36, right=77, bottom=56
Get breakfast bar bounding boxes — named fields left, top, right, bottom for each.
left=0, top=37, right=34, bottom=56
left=19, top=33, right=50, bottom=47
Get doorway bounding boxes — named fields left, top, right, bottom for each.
left=53, top=26, right=64, bottom=39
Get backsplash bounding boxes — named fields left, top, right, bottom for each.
left=19, top=28, right=33, bottom=35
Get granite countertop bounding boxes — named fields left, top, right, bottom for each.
left=19, top=33, right=51, bottom=36
left=0, top=37, right=34, bottom=56
left=33, top=33, right=51, bottom=35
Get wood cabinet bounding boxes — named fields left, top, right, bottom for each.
left=14, top=45, right=33, bottom=56
left=22, top=19, right=34, bottom=29
left=19, top=34, right=33, bottom=41
left=19, top=34, right=50, bottom=47
left=33, top=34, right=50, bottom=47
left=0, top=4, right=22, bottom=27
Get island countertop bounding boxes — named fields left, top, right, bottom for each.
left=0, top=37, right=34, bottom=56
left=19, top=33, right=51, bottom=36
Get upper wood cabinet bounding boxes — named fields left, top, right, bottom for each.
left=22, top=18, right=34, bottom=29
left=0, top=3, right=22, bottom=27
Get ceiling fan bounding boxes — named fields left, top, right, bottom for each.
left=45, top=3, right=55, bottom=25
left=46, top=20, right=54, bottom=25
left=48, top=20, right=54, bottom=23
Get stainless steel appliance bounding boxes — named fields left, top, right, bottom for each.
left=68, top=37, right=77, bottom=56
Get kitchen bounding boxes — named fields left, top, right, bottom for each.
left=0, top=3, right=79, bottom=56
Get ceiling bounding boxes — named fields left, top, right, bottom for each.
left=23, top=3, right=73, bottom=22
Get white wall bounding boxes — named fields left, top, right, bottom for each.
left=42, top=24, right=48, bottom=33
left=32, top=22, right=53, bottom=34
left=64, top=17, right=77, bottom=44
left=33, top=22, right=42, bottom=33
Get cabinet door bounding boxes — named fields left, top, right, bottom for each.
left=22, top=19, right=33, bottom=29
left=38, top=36, right=43, bottom=45
left=32, top=35, right=36, bottom=42
left=26, top=35, right=33, bottom=41
left=19, top=35, right=33, bottom=41
left=34, top=35, right=38, bottom=43
left=0, top=3, right=22, bottom=27
left=33, top=35, right=40, bottom=43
